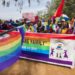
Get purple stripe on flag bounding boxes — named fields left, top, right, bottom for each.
left=20, top=51, right=72, bottom=66
left=0, top=56, right=19, bottom=71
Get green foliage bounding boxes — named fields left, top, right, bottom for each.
left=38, top=0, right=75, bottom=19
left=55, top=0, right=75, bottom=18
left=44, top=0, right=56, bottom=18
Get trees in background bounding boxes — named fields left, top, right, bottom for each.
left=46, top=0, right=56, bottom=17
left=55, top=0, right=75, bottom=18
left=46, top=0, right=75, bottom=18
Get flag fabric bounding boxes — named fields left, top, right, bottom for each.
left=53, top=0, right=65, bottom=17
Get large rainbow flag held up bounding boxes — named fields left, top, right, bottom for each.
left=0, top=30, right=22, bottom=71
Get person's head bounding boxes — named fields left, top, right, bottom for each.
left=50, top=20, right=53, bottom=24
left=16, top=20, right=19, bottom=23
left=61, top=19, right=66, bottom=25
left=10, top=19, right=13, bottom=22
left=70, top=21, right=73, bottom=25
left=37, top=20, right=42, bottom=27
left=58, top=22, right=62, bottom=28
left=48, top=19, right=51, bottom=25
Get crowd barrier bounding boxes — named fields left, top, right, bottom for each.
left=20, top=32, right=75, bottom=68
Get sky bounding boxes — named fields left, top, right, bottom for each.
left=0, top=0, right=51, bottom=20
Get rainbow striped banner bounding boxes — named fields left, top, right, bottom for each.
left=0, top=31, right=21, bottom=71
left=20, top=33, right=75, bottom=68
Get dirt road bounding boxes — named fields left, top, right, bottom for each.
left=0, top=59, right=75, bottom=75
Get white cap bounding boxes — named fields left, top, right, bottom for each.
left=61, top=19, right=65, bottom=21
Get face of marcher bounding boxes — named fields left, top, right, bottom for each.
left=61, top=21, right=66, bottom=25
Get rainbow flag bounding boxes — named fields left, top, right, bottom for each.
left=0, top=31, right=21, bottom=71
left=21, top=33, right=75, bottom=68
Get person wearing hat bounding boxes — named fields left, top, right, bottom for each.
left=57, top=22, right=62, bottom=33
left=61, top=19, right=69, bottom=34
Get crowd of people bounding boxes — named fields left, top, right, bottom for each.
left=0, top=16, right=75, bottom=34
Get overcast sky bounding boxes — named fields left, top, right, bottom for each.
left=0, top=0, right=51, bottom=20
